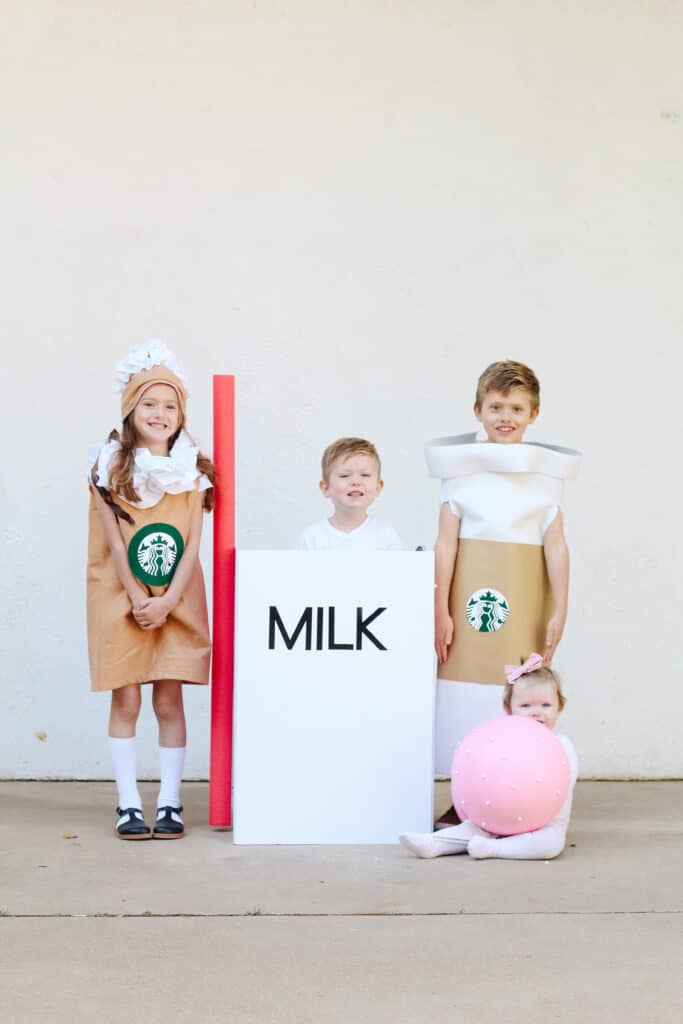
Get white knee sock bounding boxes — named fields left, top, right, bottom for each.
left=108, top=736, right=142, bottom=810
left=157, top=746, right=186, bottom=808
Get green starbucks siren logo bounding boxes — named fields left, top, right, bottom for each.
left=466, top=588, right=510, bottom=633
left=128, top=523, right=184, bottom=587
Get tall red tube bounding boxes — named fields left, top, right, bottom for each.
left=209, top=375, right=235, bottom=826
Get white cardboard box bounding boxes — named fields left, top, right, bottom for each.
left=233, top=551, right=435, bottom=843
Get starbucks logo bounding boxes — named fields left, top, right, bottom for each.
left=128, top=523, right=184, bottom=587
left=466, top=588, right=510, bottom=633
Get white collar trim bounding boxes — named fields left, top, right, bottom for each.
left=89, top=429, right=211, bottom=509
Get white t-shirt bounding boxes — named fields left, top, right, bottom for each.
left=295, top=516, right=403, bottom=551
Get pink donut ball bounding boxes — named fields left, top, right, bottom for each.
left=451, top=717, right=570, bottom=836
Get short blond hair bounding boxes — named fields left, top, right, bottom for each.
left=503, top=666, right=566, bottom=713
left=321, top=437, right=381, bottom=483
left=476, top=361, right=540, bottom=411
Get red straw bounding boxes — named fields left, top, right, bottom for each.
left=209, top=375, right=235, bottom=826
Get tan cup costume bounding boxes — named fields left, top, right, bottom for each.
left=87, top=360, right=211, bottom=692
left=425, top=433, right=581, bottom=775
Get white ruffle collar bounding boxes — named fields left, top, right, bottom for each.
left=425, top=432, right=581, bottom=481
left=88, top=429, right=211, bottom=509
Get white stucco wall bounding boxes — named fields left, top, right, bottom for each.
left=1, top=1, right=681, bottom=779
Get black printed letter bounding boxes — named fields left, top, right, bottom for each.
left=356, top=607, right=387, bottom=650
left=268, top=606, right=312, bottom=650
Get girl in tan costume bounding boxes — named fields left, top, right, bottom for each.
left=88, top=341, right=215, bottom=839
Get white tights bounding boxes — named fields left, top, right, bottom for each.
left=400, top=818, right=569, bottom=861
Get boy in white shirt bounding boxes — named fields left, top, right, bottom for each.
left=296, top=437, right=402, bottom=551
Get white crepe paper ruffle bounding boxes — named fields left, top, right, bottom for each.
left=88, top=429, right=211, bottom=509
left=114, top=339, right=188, bottom=394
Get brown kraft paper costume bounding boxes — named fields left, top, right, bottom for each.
left=425, top=433, right=581, bottom=774
left=87, top=488, right=210, bottom=692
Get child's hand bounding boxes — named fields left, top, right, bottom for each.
left=435, top=611, right=454, bottom=663
left=133, top=596, right=170, bottom=630
left=544, top=611, right=566, bottom=664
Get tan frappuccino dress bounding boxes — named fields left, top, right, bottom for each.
left=87, top=487, right=211, bottom=692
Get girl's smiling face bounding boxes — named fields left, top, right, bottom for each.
left=508, top=679, right=561, bottom=730
left=132, top=383, right=181, bottom=453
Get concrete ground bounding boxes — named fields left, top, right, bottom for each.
left=1, top=781, right=681, bottom=1024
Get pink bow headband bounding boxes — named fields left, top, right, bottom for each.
left=504, top=653, right=544, bottom=685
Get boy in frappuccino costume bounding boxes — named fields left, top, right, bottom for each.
left=426, top=362, right=580, bottom=820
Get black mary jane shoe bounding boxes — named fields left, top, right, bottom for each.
left=115, top=806, right=151, bottom=840
left=152, top=805, right=185, bottom=839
